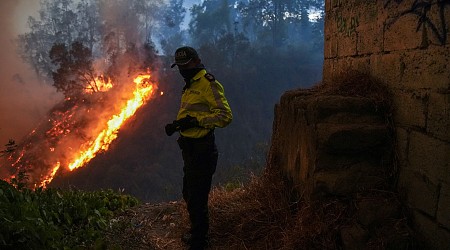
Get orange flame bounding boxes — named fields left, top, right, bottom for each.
left=86, top=76, right=113, bottom=93
left=67, top=74, right=154, bottom=171
left=40, top=162, right=60, bottom=189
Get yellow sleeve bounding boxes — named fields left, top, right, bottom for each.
left=198, top=80, right=232, bottom=129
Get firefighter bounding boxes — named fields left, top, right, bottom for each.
left=165, top=46, right=232, bottom=249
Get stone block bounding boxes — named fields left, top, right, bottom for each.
left=307, top=96, right=382, bottom=124
left=395, top=128, right=409, bottom=167
left=324, top=33, right=338, bottom=59
left=357, top=24, right=382, bottom=55
left=329, top=57, right=353, bottom=76
left=322, top=59, right=334, bottom=83
left=348, top=56, right=371, bottom=73
left=400, top=47, right=450, bottom=90
left=437, top=184, right=450, bottom=230
left=427, top=92, right=450, bottom=142
left=357, top=12, right=383, bottom=55
left=330, top=0, right=343, bottom=9
left=337, top=33, right=358, bottom=57
left=325, top=0, right=332, bottom=12
left=392, top=89, right=427, bottom=129
left=356, top=197, right=401, bottom=228
left=317, top=123, right=388, bottom=154
left=398, top=169, right=439, bottom=217
left=369, top=53, right=403, bottom=89
left=382, top=0, right=416, bottom=19
left=324, top=12, right=338, bottom=59
left=409, top=131, right=450, bottom=184
left=333, top=5, right=360, bottom=56
left=314, top=163, right=388, bottom=197
left=384, top=14, right=423, bottom=51
left=412, top=209, right=450, bottom=250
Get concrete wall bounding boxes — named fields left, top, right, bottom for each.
left=323, top=0, right=450, bottom=248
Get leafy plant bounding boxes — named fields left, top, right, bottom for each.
left=0, top=180, right=139, bottom=249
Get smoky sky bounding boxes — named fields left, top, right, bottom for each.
left=0, top=0, right=62, bottom=145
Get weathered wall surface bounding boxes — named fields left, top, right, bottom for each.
left=323, top=0, right=450, bottom=248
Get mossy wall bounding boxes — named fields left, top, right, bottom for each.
left=323, top=0, right=450, bottom=248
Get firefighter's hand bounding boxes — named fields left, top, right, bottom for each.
left=165, top=122, right=179, bottom=136
left=177, top=115, right=199, bottom=131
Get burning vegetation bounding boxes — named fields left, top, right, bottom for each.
left=0, top=40, right=158, bottom=189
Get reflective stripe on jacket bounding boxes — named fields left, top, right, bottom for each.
left=177, top=69, right=232, bottom=138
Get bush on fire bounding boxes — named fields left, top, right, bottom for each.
left=0, top=180, right=139, bottom=249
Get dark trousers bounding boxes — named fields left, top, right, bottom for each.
left=177, top=132, right=217, bottom=248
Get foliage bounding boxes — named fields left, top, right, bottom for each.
left=0, top=180, right=139, bottom=249
left=0, top=140, right=17, bottom=157
left=189, top=0, right=232, bottom=45
left=156, top=0, right=187, bottom=56
left=17, top=0, right=165, bottom=81
left=49, top=41, right=97, bottom=98
left=237, top=0, right=324, bottom=46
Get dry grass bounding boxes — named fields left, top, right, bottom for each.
left=206, top=168, right=412, bottom=249
left=315, top=69, right=394, bottom=114
left=208, top=168, right=352, bottom=250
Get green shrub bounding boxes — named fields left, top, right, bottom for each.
left=0, top=180, right=139, bottom=249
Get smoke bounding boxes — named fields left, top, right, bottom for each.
left=0, top=0, right=62, bottom=146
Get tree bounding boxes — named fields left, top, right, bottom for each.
left=188, top=0, right=233, bottom=46
left=17, top=0, right=166, bottom=83
left=0, top=140, right=17, bottom=158
left=237, top=0, right=324, bottom=47
left=49, top=41, right=98, bottom=98
left=17, top=0, right=82, bottom=80
left=75, top=0, right=102, bottom=52
left=157, top=0, right=187, bottom=56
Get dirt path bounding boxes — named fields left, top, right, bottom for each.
left=106, top=201, right=190, bottom=249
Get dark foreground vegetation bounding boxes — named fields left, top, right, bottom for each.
left=0, top=177, right=139, bottom=249
left=2, top=168, right=412, bottom=250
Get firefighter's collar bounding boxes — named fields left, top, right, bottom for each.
left=191, top=69, right=207, bottom=82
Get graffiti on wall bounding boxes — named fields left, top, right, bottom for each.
left=336, top=12, right=359, bottom=37
left=385, top=0, right=449, bottom=45
left=332, top=0, right=344, bottom=8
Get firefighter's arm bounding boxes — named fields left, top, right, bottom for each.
left=198, top=80, right=232, bottom=129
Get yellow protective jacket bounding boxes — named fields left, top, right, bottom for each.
left=177, top=69, right=232, bottom=138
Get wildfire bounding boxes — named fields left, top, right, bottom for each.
left=67, top=74, right=154, bottom=171
left=86, top=76, right=113, bottom=93
left=32, top=74, right=155, bottom=188
left=40, top=162, right=60, bottom=189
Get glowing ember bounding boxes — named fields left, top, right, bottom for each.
left=40, top=162, right=60, bottom=188
left=68, top=74, right=154, bottom=171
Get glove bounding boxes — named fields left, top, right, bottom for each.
left=164, top=116, right=199, bottom=136
left=165, top=122, right=180, bottom=136
left=176, top=115, right=199, bottom=131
